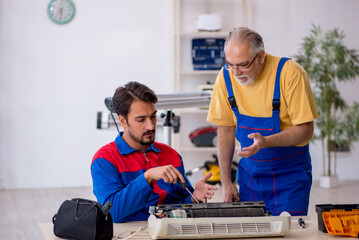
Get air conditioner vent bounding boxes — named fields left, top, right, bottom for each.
left=198, top=223, right=213, bottom=234
left=257, top=222, right=272, bottom=232
left=178, top=222, right=274, bottom=236
left=212, top=223, right=227, bottom=233
left=181, top=224, right=197, bottom=235
left=227, top=223, right=243, bottom=233
left=242, top=223, right=257, bottom=232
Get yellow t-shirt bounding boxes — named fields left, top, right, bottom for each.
left=207, top=54, right=318, bottom=146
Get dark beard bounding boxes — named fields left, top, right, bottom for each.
left=129, top=130, right=156, bottom=146
left=140, top=138, right=155, bottom=146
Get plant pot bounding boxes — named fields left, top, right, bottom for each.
left=319, top=175, right=339, bottom=188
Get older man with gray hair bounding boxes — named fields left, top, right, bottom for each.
left=207, top=27, right=318, bottom=216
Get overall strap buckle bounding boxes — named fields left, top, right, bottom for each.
left=272, top=99, right=280, bottom=111
left=228, top=96, right=237, bottom=109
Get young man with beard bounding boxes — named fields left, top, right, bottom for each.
left=91, top=81, right=217, bottom=223
left=207, top=27, right=318, bottom=216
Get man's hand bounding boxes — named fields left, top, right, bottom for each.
left=193, top=173, right=218, bottom=203
left=222, top=182, right=240, bottom=202
left=237, top=133, right=264, bottom=158
left=236, top=122, right=315, bottom=159
left=144, top=165, right=185, bottom=185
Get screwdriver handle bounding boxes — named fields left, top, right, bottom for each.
left=179, top=181, right=187, bottom=189
left=298, top=218, right=305, bottom=228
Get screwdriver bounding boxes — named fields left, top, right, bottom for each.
left=179, top=181, right=200, bottom=203
left=298, top=218, right=306, bottom=228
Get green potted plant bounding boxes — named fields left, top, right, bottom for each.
left=295, top=25, right=359, bottom=188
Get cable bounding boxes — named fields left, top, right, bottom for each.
left=115, top=226, right=149, bottom=239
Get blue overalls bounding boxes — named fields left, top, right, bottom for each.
left=223, top=58, right=312, bottom=216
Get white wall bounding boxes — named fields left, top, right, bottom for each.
left=0, top=0, right=174, bottom=189
left=250, top=0, right=359, bottom=182
left=1, top=0, right=358, bottom=189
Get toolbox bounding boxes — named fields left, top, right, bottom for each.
left=316, top=204, right=359, bottom=237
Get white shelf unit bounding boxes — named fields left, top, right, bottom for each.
left=173, top=0, right=252, bottom=89
left=172, top=0, right=251, bottom=182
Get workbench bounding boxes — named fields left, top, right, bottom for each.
left=39, top=215, right=349, bottom=240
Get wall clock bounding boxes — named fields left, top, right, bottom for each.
left=47, top=0, right=75, bottom=24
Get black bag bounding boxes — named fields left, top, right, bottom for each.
left=52, top=198, right=113, bottom=240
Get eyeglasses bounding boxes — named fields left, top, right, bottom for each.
left=224, top=51, right=261, bottom=71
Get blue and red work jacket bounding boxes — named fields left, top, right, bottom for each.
left=91, top=132, right=193, bottom=223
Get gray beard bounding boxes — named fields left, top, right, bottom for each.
left=234, top=75, right=254, bottom=86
